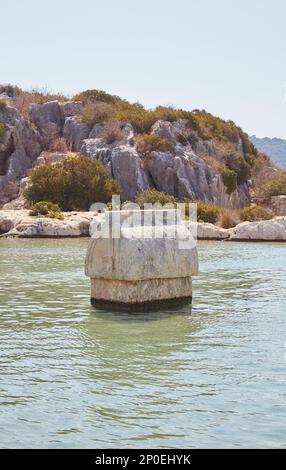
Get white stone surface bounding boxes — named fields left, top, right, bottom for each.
left=91, top=277, right=193, bottom=304
left=230, top=217, right=286, bottom=241
left=2, top=210, right=286, bottom=242
left=86, top=209, right=198, bottom=306
left=189, top=222, right=230, bottom=240
left=0, top=210, right=95, bottom=237
left=85, top=210, right=198, bottom=281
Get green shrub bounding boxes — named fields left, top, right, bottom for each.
left=0, top=122, right=5, bottom=141
left=48, top=210, right=64, bottom=220
left=72, top=89, right=127, bottom=105
left=180, top=111, right=200, bottom=131
left=135, top=133, right=175, bottom=155
left=24, top=155, right=121, bottom=211
left=224, top=153, right=251, bottom=184
left=238, top=205, right=273, bottom=222
left=244, top=153, right=256, bottom=167
left=80, top=102, right=114, bottom=126
left=136, top=189, right=177, bottom=208
left=196, top=201, right=220, bottom=224
left=190, top=110, right=241, bottom=142
left=240, top=131, right=258, bottom=156
left=115, top=107, right=156, bottom=134
left=29, top=201, right=63, bottom=219
left=0, top=100, right=7, bottom=111
left=153, top=106, right=180, bottom=122
left=221, top=168, right=237, bottom=194
left=73, top=89, right=257, bottom=159
left=79, top=100, right=155, bottom=133
left=72, top=89, right=259, bottom=175
left=260, top=173, right=286, bottom=198
left=74, top=89, right=155, bottom=132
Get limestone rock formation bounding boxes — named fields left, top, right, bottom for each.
left=29, top=100, right=63, bottom=142
left=229, top=217, right=286, bottom=241
left=63, top=116, right=91, bottom=151
left=145, top=147, right=249, bottom=208
left=189, top=221, right=231, bottom=240
left=0, top=210, right=95, bottom=237
left=59, top=101, right=83, bottom=119
left=1, top=208, right=286, bottom=241
left=30, top=100, right=84, bottom=146
left=81, top=139, right=150, bottom=200
left=0, top=104, right=42, bottom=206
left=0, top=88, right=273, bottom=209
left=148, top=119, right=250, bottom=208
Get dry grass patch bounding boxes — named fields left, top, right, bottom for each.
left=100, top=121, right=127, bottom=144
left=135, top=133, right=175, bottom=156
left=48, top=137, right=68, bottom=153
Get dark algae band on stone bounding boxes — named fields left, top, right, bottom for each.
left=90, top=296, right=193, bottom=312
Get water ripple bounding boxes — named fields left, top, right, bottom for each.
left=0, top=239, right=285, bottom=448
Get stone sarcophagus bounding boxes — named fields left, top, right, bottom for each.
left=85, top=209, right=198, bottom=310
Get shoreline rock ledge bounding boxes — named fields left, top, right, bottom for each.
left=0, top=210, right=285, bottom=241
left=85, top=209, right=199, bottom=310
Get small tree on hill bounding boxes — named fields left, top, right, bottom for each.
left=24, top=154, right=121, bottom=211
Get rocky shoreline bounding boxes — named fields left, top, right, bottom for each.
left=0, top=210, right=94, bottom=237
left=0, top=210, right=286, bottom=241
left=194, top=218, right=286, bottom=241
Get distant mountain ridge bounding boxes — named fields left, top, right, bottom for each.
left=250, top=135, right=286, bottom=169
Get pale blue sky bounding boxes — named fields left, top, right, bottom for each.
left=1, top=0, right=286, bottom=138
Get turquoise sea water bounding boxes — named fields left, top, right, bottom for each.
left=0, top=239, right=285, bottom=448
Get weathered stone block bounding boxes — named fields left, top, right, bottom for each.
left=85, top=209, right=198, bottom=310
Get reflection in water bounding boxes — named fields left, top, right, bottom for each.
left=0, top=238, right=285, bottom=448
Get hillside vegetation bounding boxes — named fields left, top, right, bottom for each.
left=0, top=84, right=282, bottom=212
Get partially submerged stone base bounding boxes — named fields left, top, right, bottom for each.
left=90, top=276, right=193, bottom=310
left=85, top=209, right=198, bottom=311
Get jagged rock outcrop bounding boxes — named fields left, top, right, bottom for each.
left=0, top=104, right=42, bottom=206
left=145, top=146, right=249, bottom=208
left=151, top=119, right=184, bottom=142
left=81, top=138, right=150, bottom=200
left=29, top=100, right=63, bottom=142
left=79, top=119, right=250, bottom=207
left=59, top=101, right=83, bottom=119
left=29, top=100, right=84, bottom=145
left=111, top=145, right=150, bottom=200
left=0, top=98, right=89, bottom=207
left=148, top=119, right=250, bottom=208
left=63, top=116, right=91, bottom=151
